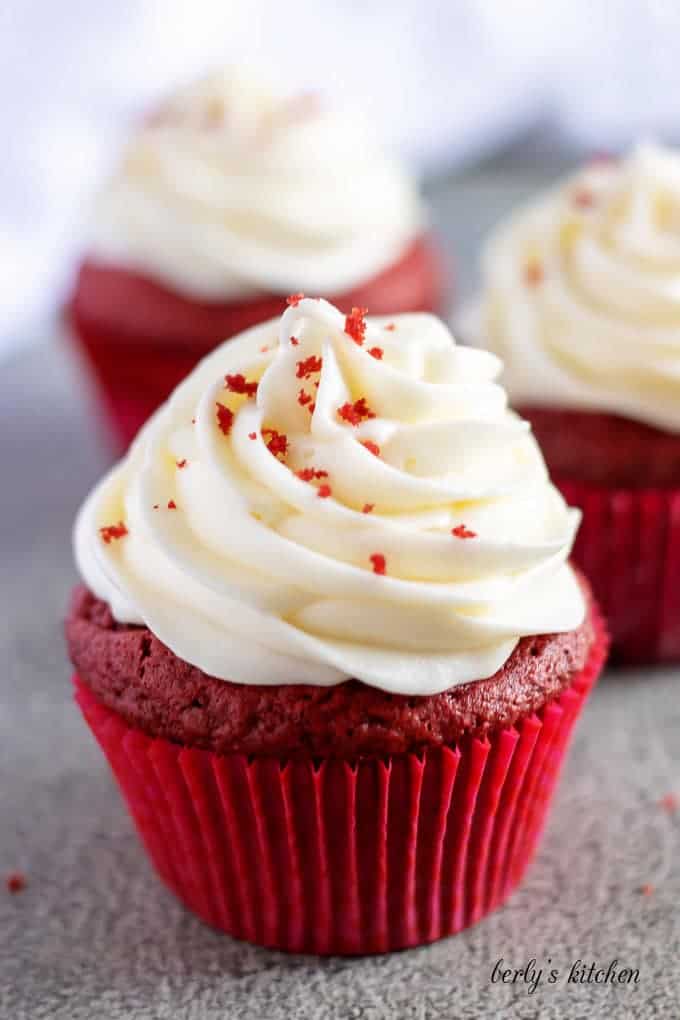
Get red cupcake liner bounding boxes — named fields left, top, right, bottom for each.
left=72, top=614, right=605, bottom=955
left=559, top=479, right=680, bottom=664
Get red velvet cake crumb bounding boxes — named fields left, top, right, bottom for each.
left=99, top=522, right=128, bottom=544
left=216, top=402, right=234, bottom=435
left=345, top=306, right=368, bottom=345
left=451, top=525, right=477, bottom=539
left=6, top=872, right=26, bottom=894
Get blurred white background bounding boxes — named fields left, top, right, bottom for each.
left=3, top=0, right=680, bottom=358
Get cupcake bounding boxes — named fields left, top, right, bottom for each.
left=67, top=70, right=444, bottom=448
left=66, top=298, right=606, bottom=954
left=469, top=142, right=680, bottom=664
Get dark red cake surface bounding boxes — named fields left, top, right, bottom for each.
left=520, top=406, right=680, bottom=489
left=66, top=576, right=598, bottom=759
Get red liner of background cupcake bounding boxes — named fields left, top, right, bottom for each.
left=73, top=601, right=607, bottom=956
left=557, top=481, right=680, bottom=665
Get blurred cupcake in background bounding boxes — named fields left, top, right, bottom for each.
left=468, top=142, right=680, bottom=664
left=67, top=69, right=444, bottom=448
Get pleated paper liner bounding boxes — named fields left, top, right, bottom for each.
left=73, top=610, right=606, bottom=955
left=559, top=480, right=680, bottom=664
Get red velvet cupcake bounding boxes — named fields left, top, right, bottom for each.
left=470, top=143, right=680, bottom=664
left=67, top=299, right=605, bottom=953
left=66, top=70, right=444, bottom=448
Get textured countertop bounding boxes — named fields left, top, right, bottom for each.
left=1, top=167, right=679, bottom=1020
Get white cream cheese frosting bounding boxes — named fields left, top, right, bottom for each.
left=87, top=69, right=425, bottom=300
left=472, top=142, right=680, bottom=433
left=74, top=299, right=584, bottom=695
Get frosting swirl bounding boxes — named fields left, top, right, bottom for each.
left=475, top=142, right=680, bottom=432
left=87, top=69, right=425, bottom=299
left=75, top=299, right=584, bottom=695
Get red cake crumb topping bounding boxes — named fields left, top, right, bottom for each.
left=368, top=346, right=384, bottom=359
left=362, top=503, right=375, bottom=514
left=298, top=388, right=313, bottom=407
left=99, top=522, right=128, bottom=544
left=451, top=524, right=477, bottom=539
left=6, top=873, right=26, bottom=894
left=263, top=428, right=288, bottom=459
left=524, top=259, right=544, bottom=287
left=361, top=439, right=381, bottom=457
left=287, top=293, right=304, bottom=307
left=290, top=336, right=300, bottom=346
left=370, top=553, right=386, bottom=575
left=167, top=500, right=177, bottom=510
left=176, top=459, right=187, bottom=469
left=296, top=467, right=329, bottom=482
left=248, top=432, right=257, bottom=440
left=345, top=306, right=368, bottom=345
left=385, top=322, right=396, bottom=331
left=225, top=373, right=258, bottom=398
left=338, top=398, right=376, bottom=425
left=296, top=356, right=322, bottom=379
left=216, top=402, right=234, bottom=435
left=317, top=484, right=332, bottom=499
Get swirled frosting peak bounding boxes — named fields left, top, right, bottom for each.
left=75, top=299, right=584, bottom=695
left=476, top=142, right=680, bottom=432
left=87, top=68, right=425, bottom=299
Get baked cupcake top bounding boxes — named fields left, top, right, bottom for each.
left=86, top=69, right=425, bottom=301
left=74, top=298, right=584, bottom=695
left=473, top=142, right=680, bottom=433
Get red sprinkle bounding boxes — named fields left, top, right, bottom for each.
left=317, top=484, right=332, bottom=499
left=345, top=306, right=368, bottom=345
left=660, top=792, right=679, bottom=813
left=572, top=186, right=594, bottom=209
left=216, top=402, right=234, bottom=435
left=524, top=260, right=544, bottom=287
left=452, top=524, right=477, bottom=539
left=296, top=467, right=329, bottom=482
left=368, top=347, right=384, bottom=360
left=360, top=440, right=381, bottom=457
left=99, top=522, right=128, bottom=544
left=6, top=873, right=26, bottom=894
left=248, top=432, right=257, bottom=440
left=290, top=336, right=300, bottom=346
left=362, top=503, right=375, bottom=514
left=338, top=398, right=376, bottom=426
left=296, top=355, right=322, bottom=379
left=225, top=373, right=258, bottom=398
left=640, top=883, right=655, bottom=896
left=384, top=322, right=396, bottom=331
left=176, top=459, right=187, bottom=469
left=298, top=388, right=313, bottom=407
left=370, top=553, right=386, bottom=575
left=167, top=500, right=177, bottom=510
left=286, top=292, right=305, bottom=307
left=263, top=428, right=289, bottom=459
